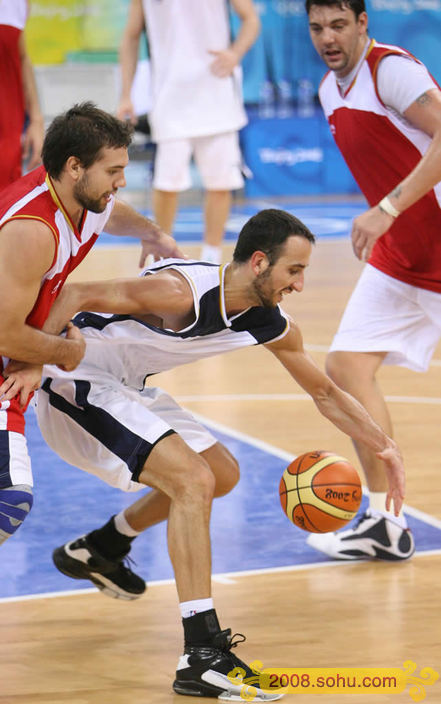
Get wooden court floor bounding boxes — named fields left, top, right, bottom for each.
left=1, top=238, right=440, bottom=704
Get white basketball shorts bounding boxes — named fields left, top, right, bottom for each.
left=35, top=378, right=217, bottom=492
left=329, top=264, right=441, bottom=372
left=153, top=131, right=244, bottom=191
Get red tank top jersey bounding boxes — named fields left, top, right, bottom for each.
left=319, top=40, right=441, bottom=293
left=0, top=0, right=29, bottom=189
left=0, top=165, right=115, bottom=432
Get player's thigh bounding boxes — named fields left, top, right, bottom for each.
left=138, top=431, right=216, bottom=502
left=193, top=131, right=244, bottom=190
left=330, top=264, right=439, bottom=372
left=35, top=378, right=174, bottom=492
left=153, top=138, right=193, bottom=191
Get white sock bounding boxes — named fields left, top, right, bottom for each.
left=201, top=244, right=222, bottom=264
left=369, top=491, right=407, bottom=528
left=114, top=510, right=142, bottom=537
left=180, top=598, right=214, bottom=619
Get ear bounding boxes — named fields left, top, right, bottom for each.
left=250, top=250, right=269, bottom=276
left=65, top=156, right=83, bottom=181
left=357, top=11, right=368, bottom=34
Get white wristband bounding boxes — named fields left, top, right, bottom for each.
left=378, top=196, right=400, bottom=218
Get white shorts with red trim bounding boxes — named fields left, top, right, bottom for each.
left=329, top=264, right=441, bottom=372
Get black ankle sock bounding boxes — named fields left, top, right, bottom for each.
left=183, top=608, right=221, bottom=647
left=88, top=516, right=135, bottom=559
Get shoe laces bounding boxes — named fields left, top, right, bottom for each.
left=225, top=632, right=247, bottom=651
left=117, top=553, right=138, bottom=573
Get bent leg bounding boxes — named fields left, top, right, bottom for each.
left=138, top=432, right=215, bottom=601
left=124, top=441, right=239, bottom=531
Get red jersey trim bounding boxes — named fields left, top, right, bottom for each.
left=45, top=173, right=81, bottom=241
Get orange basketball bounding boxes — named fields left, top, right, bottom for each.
left=279, top=450, right=362, bottom=533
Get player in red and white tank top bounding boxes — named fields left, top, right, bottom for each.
left=0, top=0, right=44, bottom=190
left=306, top=0, right=441, bottom=561
left=0, top=102, right=182, bottom=546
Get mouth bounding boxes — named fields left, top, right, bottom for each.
left=323, top=49, right=342, bottom=62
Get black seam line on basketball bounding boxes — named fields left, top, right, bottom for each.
left=284, top=482, right=361, bottom=491
left=294, top=468, right=322, bottom=532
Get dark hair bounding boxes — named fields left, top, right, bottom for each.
left=305, top=0, right=366, bottom=18
left=233, top=209, right=315, bottom=264
left=42, top=102, right=133, bottom=178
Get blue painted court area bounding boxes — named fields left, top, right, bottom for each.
left=1, top=411, right=441, bottom=600
left=97, top=201, right=365, bottom=246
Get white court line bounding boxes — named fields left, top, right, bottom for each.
left=1, top=413, right=440, bottom=605
left=177, top=392, right=441, bottom=405
left=305, top=344, right=441, bottom=370
left=2, top=549, right=441, bottom=604
left=192, top=412, right=441, bottom=531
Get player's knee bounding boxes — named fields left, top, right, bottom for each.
left=0, top=484, right=33, bottom=545
left=175, top=457, right=216, bottom=506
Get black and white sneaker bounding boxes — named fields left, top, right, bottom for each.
left=173, top=629, right=284, bottom=701
left=52, top=534, right=146, bottom=600
left=306, top=510, right=415, bottom=561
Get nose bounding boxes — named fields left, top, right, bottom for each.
left=321, top=26, right=336, bottom=45
left=115, top=171, right=127, bottom=189
left=293, top=273, right=304, bottom=292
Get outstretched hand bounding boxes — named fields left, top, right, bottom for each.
left=376, top=441, right=406, bottom=516
left=139, top=231, right=185, bottom=267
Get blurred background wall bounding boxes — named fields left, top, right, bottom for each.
left=26, top=0, right=441, bottom=198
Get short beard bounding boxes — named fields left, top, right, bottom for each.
left=251, top=268, right=275, bottom=308
left=73, top=173, right=107, bottom=213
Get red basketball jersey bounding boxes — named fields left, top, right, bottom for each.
left=319, top=40, right=441, bottom=293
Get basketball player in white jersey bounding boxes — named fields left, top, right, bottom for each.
left=1, top=209, right=405, bottom=700
left=118, top=0, right=260, bottom=264
left=306, top=0, right=441, bottom=561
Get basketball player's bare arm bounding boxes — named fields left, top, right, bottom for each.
left=265, top=323, right=405, bottom=514
left=19, top=33, right=44, bottom=170
left=37, top=270, right=195, bottom=334
left=0, top=270, right=193, bottom=405
left=117, top=0, right=144, bottom=123
left=106, top=199, right=185, bottom=266
left=0, top=221, right=85, bottom=367
left=209, top=0, right=260, bottom=77
left=351, top=87, right=441, bottom=260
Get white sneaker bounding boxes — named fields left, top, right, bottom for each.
left=306, top=510, right=415, bottom=561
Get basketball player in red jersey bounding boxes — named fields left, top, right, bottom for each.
left=306, top=0, right=441, bottom=561
left=0, top=102, right=182, bottom=546
left=0, top=0, right=44, bottom=190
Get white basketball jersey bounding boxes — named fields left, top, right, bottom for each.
left=45, top=260, right=289, bottom=391
left=142, top=0, right=247, bottom=141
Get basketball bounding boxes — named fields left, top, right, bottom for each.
left=279, top=450, right=362, bottom=533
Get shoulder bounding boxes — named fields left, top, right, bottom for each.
left=0, top=218, right=56, bottom=279
left=264, top=317, right=302, bottom=351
